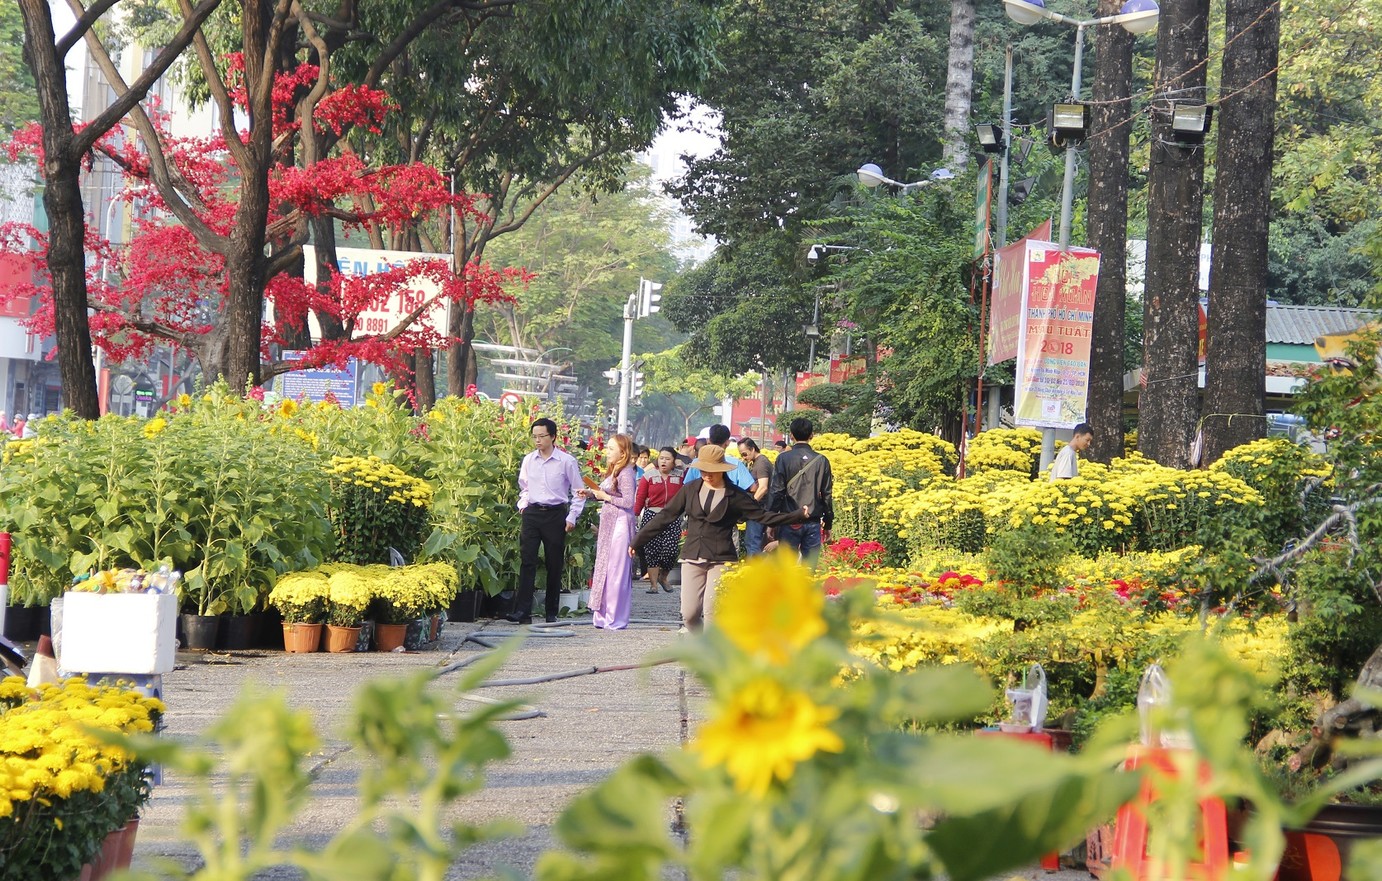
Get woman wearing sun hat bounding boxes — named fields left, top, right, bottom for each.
left=631, top=444, right=809, bottom=632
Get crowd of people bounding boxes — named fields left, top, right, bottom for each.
left=0, top=412, right=39, bottom=438
left=510, top=417, right=835, bottom=634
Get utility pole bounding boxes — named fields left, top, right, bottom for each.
left=617, top=291, right=636, bottom=434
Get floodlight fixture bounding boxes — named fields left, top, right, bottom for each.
left=975, top=123, right=1004, bottom=154
left=1169, top=104, right=1214, bottom=143
left=1049, top=102, right=1091, bottom=148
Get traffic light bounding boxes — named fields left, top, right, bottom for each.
left=603, top=367, right=620, bottom=386
left=638, top=279, right=663, bottom=318
left=631, top=369, right=646, bottom=403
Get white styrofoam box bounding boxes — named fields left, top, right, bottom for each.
left=60, top=591, right=177, bottom=674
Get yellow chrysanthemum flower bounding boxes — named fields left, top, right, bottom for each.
left=143, top=417, right=167, bottom=438
left=716, top=552, right=827, bottom=665
left=691, top=676, right=843, bottom=797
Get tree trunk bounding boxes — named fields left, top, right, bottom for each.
left=1201, top=0, right=1280, bottom=464
left=1139, top=0, right=1210, bottom=468
left=222, top=187, right=271, bottom=390
left=1084, top=0, right=1136, bottom=463
left=941, top=0, right=976, bottom=170
left=414, top=348, right=436, bottom=411
left=448, top=304, right=478, bottom=394
left=19, top=0, right=99, bottom=418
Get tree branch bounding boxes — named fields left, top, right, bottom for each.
left=364, top=0, right=517, bottom=87
left=68, top=0, right=230, bottom=252
left=175, top=0, right=252, bottom=171
left=70, top=0, right=224, bottom=156
left=54, top=0, right=120, bottom=58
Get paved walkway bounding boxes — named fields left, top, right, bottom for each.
left=125, top=581, right=1090, bottom=879
left=134, top=586, right=693, bottom=879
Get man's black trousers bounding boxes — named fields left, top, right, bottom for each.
left=513, top=503, right=568, bottom=620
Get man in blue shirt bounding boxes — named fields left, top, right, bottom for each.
left=509, top=417, right=587, bottom=623
left=683, top=424, right=754, bottom=491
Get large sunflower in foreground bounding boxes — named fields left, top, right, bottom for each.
left=716, top=551, right=828, bottom=665
left=691, top=676, right=843, bottom=798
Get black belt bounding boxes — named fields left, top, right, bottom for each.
left=527, top=502, right=569, bottom=511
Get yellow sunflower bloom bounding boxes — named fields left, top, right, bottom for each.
left=716, top=552, right=827, bottom=665
left=691, top=676, right=843, bottom=797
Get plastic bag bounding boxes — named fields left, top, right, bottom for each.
left=1136, top=663, right=1191, bottom=748
left=1003, top=663, right=1049, bottom=733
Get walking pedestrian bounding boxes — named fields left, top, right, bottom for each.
left=582, top=434, right=637, bottom=630
left=632, top=445, right=809, bottom=632
left=737, top=437, right=773, bottom=555
left=769, top=417, right=834, bottom=565
left=1050, top=423, right=1094, bottom=481
left=634, top=447, right=683, bottom=594
left=508, top=417, right=586, bottom=624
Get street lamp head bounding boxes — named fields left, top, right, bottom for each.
left=1003, top=0, right=1048, bottom=26
left=1116, top=0, right=1159, bottom=33
left=856, top=163, right=887, bottom=188
left=930, top=168, right=955, bottom=181
left=975, top=123, right=1004, bottom=153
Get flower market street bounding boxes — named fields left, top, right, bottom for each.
left=121, top=581, right=1091, bottom=880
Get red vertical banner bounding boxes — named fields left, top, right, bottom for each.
left=1014, top=242, right=1101, bottom=428
left=987, top=220, right=1054, bottom=365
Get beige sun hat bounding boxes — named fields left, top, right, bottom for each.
left=690, top=444, right=736, bottom=473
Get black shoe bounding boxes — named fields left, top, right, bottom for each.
left=545, top=615, right=557, bottom=624
left=503, top=614, right=530, bottom=624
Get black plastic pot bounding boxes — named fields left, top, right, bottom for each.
left=216, top=614, right=256, bottom=650
left=253, top=608, right=284, bottom=649
left=448, top=589, right=481, bottom=623
left=2, top=605, right=49, bottom=642
left=180, top=613, right=220, bottom=650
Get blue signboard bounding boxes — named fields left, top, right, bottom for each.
left=277, top=350, right=359, bottom=406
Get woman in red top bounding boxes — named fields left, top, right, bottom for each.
left=634, top=447, right=683, bottom=594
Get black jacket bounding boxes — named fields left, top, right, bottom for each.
left=769, top=443, right=834, bottom=530
left=631, top=478, right=808, bottom=563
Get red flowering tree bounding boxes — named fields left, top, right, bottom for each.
left=0, top=62, right=527, bottom=385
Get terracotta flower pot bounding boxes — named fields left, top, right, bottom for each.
left=282, top=622, right=323, bottom=653
left=374, top=622, right=407, bottom=652
left=324, top=624, right=361, bottom=653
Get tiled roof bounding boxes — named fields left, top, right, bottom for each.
left=1265, top=304, right=1376, bottom=345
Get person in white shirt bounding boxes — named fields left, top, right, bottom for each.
left=1050, top=423, right=1094, bottom=481
left=509, top=417, right=587, bottom=623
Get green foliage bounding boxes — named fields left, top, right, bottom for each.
left=671, top=1, right=945, bottom=245
left=0, top=389, right=332, bottom=615
left=985, top=524, right=1073, bottom=597
left=823, top=180, right=982, bottom=434
left=0, top=2, right=39, bottom=135
left=1284, top=548, right=1382, bottom=700
left=1210, top=437, right=1333, bottom=551
left=475, top=161, right=683, bottom=391
left=415, top=397, right=535, bottom=597
left=796, top=381, right=876, bottom=438
left=662, top=235, right=814, bottom=376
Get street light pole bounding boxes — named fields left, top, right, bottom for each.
left=996, top=45, right=1014, bottom=248
left=1003, top=0, right=1158, bottom=470
left=1058, top=24, right=1088, bottom=252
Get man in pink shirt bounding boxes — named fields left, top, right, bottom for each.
left=509, top=417, right=587, bottom=623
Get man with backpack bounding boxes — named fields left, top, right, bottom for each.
left=768, top=416, right=834, bottom=564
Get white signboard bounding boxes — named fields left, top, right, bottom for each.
left=302, top=246, right=453, bottom=339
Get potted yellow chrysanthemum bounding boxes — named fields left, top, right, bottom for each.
left=268, top=573, right=329, bottom=652
left=324, top=572, right=371, bottom=652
